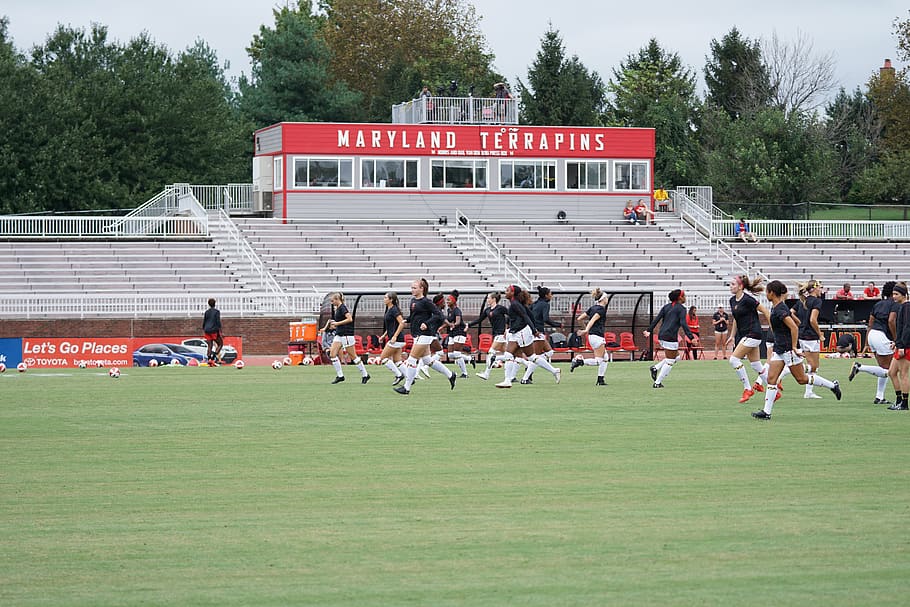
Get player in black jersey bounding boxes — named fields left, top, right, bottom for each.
left=850, top=281, right=898, bottom=404
left=571, top=289, right=610, bottom=386
left=752, top=281, right=841, bottom=420
left=521, top=285, right=562, bottom=384
left=378, top=292, right=407, bottom=385
left=321, top=292, right=370, bottom=385
left=726, top=275, right=775, bottom=403
left=495, top=285, right=561, bottom=388
left=794, top=279, right=825, bottom=399
left=470, top=292, right=509, bottom=380
left=643, top=289, right=698, bottom=388
left=444, top=290, right=474, bottom=378
left=886, top=283, right=910, bottom=410
left=394, top=279, right=457, bottom=395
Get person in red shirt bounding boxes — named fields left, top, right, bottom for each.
left=863, top=281, right=880, bottom=299
left=634, top=200, right=655, bottom=225
left=835, top=283, right=854, bottom=300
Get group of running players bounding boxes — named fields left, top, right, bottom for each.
left=319, top=275, right=910, bottom=418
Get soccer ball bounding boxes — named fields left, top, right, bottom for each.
left=301, top=356, right=314, bottom=366
left=17, top=362, right=27, bottom=372
left=233, top=359, right=245, bottom=369
left=283, top=356, right=293, bottom=367
left=491, top=360, right=503, bottom=368
left=0, top=363, right=6, bottom=373
left=77, top=361, right=87, bottom=369
left=187, top=358, right=199, bottom=367
left=272, top=360, right=283, bottom=370
left=170, top=358, right=182, bottom=366
left=148, top=359, right=159, bottom=368
left=109, top=367, right=121, bottom=378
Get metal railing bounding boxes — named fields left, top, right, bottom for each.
left=189, top=184, right=254, bottom=213
left=453, top=209, right=534, bottom=288
left=392, top=96, right=518, bottom=125
left=712, top=219, right=910, bottom=241
left=0, top=215, right=207, bottom=238
left=211, top=209, right=288, bottom=306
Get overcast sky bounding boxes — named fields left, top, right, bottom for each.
left=4, top=0, right=906, bottom=100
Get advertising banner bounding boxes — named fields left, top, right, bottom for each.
left=18, top=336, right=243, bottom=368
left=0, top=338, right=23, bottom=368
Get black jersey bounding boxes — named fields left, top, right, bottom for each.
left=408, top=297, right=443, bottom=337
left=712, top=311, right=728, bottom=333
left=529, top=298, right=562, bottom=331
left=769, top=301, right=798, bottom=354
left=507, top=298, right=536, bottom=333
left=384, top=304, right=403, bottom=340
left=202, top=307, right=221, bottom=333
left=649, top=302, right=694, bottom=342
left=730, top=293, right=763, bottom=341
left=896, top=301, right=910, bottom=349
left=584, top=304, right=606, bottom=337
left=796, top=296, right=822, bottom=341
left=871, top=298, right=899, bottom=339
left=332, top=303, right=354, bottom=336
left=446, top=305, right=466, bottom=336
left=469, top=304, right=509, bottom=335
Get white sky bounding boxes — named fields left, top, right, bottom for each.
left=3, top=0, right=906, bottom=99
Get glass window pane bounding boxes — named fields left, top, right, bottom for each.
left=431, top=161, right=445, bottom=188
left=294, top=159, right=308, bottom=189
left=500, top=162, right=513, bottom=188
left=309, top=160, right=338, bottom=187
left=631, top=163, right=648, bottom=190
left=474, top=162, right=487, bottom=188
left=339, top=160, right=352, bottom=187
left=406, top=160, right=418, bottom=188
left=361, top=160, right=375, bottom=187
left=614, top=162, right=630, bottom=190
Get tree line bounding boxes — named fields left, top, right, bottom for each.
left=0, top=1, right=908, bottom=218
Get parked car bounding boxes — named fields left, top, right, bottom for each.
left=180, top=338, right=238, bottom=363
left=133, top=343, right=206, bottom=367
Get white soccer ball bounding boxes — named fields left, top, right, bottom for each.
left=109, top=367, right=121, bottom=378
left=77, top=361, right=87, bottom=369
left=234, top=359, right=245, bottom=369
left=301, top=356, right=313, bottom=366
left=170, top=358, right=182, bottom=366
left=272, top=360, right=283, bottom=370
left=491, top=359, right=503, bottom=368
left=283, top=356, right=293, bottom=367
left=0, top=363, right=6, bottom=373
left=148, top=359, right=159, bottom=368
left=17, top=362, right=27, bottom=373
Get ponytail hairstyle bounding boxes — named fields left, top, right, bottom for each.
left=432, top=293, right=445, bottom=307
left=517, top=288, right=533, bottom=306
left=448, top=289, right=460, bottom=306
left=766, top=280, right=788, bottom=299
left=537, top=285, right=551, bottom=299
left=488, top=291, right=501, bottom=304
left=882, top=281, right=896, bottom=299
left=330, top=291, right=344, bottom=303
left=668, top=289, right=682, bottom=303
left=385, top=291, right=399, bottom=307
left=796, top=279, right=822, bottom=304
left=591, top=287, right=604, bottom=302
left=733, top=274, right=764, bottom=294
left=417, top=278, right=429, bottom=296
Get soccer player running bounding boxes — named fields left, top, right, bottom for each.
left=726, top=275, right=774, bottom=403
left=849, top=281, right=898, bottom=404
left=394, top=279, right=456, bottom=395
left=378, top=291, right=407, bottom=385
left=202, top=297, right=223, bottom=365
left=322, top=292, right=370, bottom=385
left=571, top=288, right=611, bottom=386
left=643, top=289, right=698, bottom=388
left=794, top=279, right=825, bottom=399
left=521, top=285, right=562, bottom=384
left=444, top=290, right=474, bottom=378
left=752, top=281, right=841, bottom=420
left=471, top=292, right=509, bottom=381
left=886, top=283, right=910, bottom=410
left=496, top=285, right=561, bottom=388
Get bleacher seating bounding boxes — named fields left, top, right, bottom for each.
left=234, top=219, right=494, bottom=293
left=0, top=240, right=242, bottom=294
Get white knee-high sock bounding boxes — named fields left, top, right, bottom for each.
left=810, top=373, right=835, bottom=389
left=763, top=384, right=778, bottom=414
left=403, top=357, right=418, bottom=390
left=805, top=373, right=816, bottom=395
left=352, top=356, right=368, bottom=377
left=485, top=349, right=497, bottom=371
left=876, top=376, right=889, bottom=399
left=859, top=365, right=888, bottom=378
left=504, top=360, right=520, bottom=382
left=331, top=356, right=344, bottom=377
left=751, top=360, right=766, bottom=384
left=521, top=359, right=538, bottom=380
left=530, top=353, right=557, bottom=374
left=383, top=357, right=403, bottom=377
left=423, top=355, right=452, bottom=378
left=729, top=356, right=750, bottom=389
left=656, top=357, right=677, bottom=383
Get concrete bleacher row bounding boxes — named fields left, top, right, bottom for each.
left=234, top=220, right=495, bottom=292
left=0, top=240, right=242, bottom=294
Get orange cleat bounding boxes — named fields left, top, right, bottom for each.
left=739, top=388, right=755, bottom=403
left=752, top=381, right=765, bottom=393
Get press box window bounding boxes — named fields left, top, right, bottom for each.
left=613, top=161, right=649, bottom=191
left=500, top=160, right=556, bottom=190
left=566, top=161, right=608, bottom=190
left=361, top=159, right=418, bottom=188
left=293, top=158, right=353, bottom=188
left=430, top=159, right=488, bottom=189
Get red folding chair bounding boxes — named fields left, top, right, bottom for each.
left=619, top=332, right=638, bottom=360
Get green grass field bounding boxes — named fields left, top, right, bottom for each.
left=2, top=359, right=909, bottom=606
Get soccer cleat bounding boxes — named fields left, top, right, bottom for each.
left=873, top=398, right=894, bottom=405
left=738, top=388, right=755, bottom=403
left=649, top=366, right=658, bottom=381
left=393, top=386, right=410, bottom=395
left=392, top=375, right=404, bottom=386
left=887, top=402, right=908, bottom=410
left=774, top=387, right=783, bottom=402
left=830, top=380, right=842, bottom=401
left=470, top=357, right=476, bottom=369
left=652, top=382, right=664, bottom=389
left=519, top=379, right=532, bottom=385
left=460, top=373, right=469, bottom=379
left=362, top=374, right=371, bottom=384
left=420, top=367, right=432, bottom=379
left=751, top=410, right=772, bottom=420
left=752, top=381, right=765, bottom=393
left=331, top=376, right=345, bottom=384
left=803, top=393, right=822, bottom=399
left=476, top=371, right=489, bottom=380
left=848, top=362, right=860, bottom=382
left=448, top=373, right=457, bottom=390
left=571, top=358, right=584, bottom=372
left=595, top=377, right=606, bottom=386
left=554, top=369, right=561, bottom=384
left=495, top=380, right=512, bottom=389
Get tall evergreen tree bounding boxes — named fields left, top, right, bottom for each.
left=704, top=27, right=772, bottom=119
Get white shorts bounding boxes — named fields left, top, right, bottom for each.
left=492, top=335, right=507, bottom=345
left=798, top=339, right=820, bottom=353
left=450, top=335, right=467, bottom=345
left=588, top=334, right=606, bottom=350
left=508, top=326, right=535, bottom=348
left=771, top=350, right=804, bottom=366
left=332, top=335, right=355, bottom=348
left=387, top=341, right=405, bottom=350
left=868, top=329, right=895, bottom=356
left=659, top=339, right=679, bottom=351
left=414, top=335, right=436, bottom=346
left=737, top=337, right=762, bottom=349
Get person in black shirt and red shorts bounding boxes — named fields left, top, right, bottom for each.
left=886, top=283, right=910, bottom=410
left=202, top=298, right=223, bottom=365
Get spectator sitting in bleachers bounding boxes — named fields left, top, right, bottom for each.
left=634, top=200, right=655, bottom=225
left=835, top=283, right=854, bottom=300
left=735, top=218, right=758, bottom=242
left=623, top=200, right=638, bottom=225
left=863, top=281, right=880, bottom=299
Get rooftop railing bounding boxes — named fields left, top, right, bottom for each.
left=392, top=96, right=518, bottom=125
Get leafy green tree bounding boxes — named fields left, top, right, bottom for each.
left=847, top=150, right=910, bottom=204
left=704, top=27, right=772, bottom=119
left=517, top=26, right=606, bottom=126
left=867, top=57, right=910, bottom=154
left=606, top=39, right=700, bottom=187
left=239, top=5, right=364, bottom=127
left=825, top=87, right=881, bottom=199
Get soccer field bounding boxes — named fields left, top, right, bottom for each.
left=2, top=359, right=908, bottom=606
